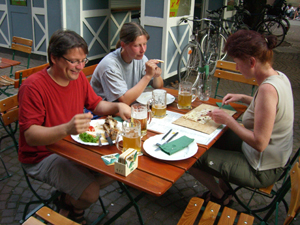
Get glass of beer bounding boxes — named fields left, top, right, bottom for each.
left=116, top=120, right=142, bottom=155
left=131, top=103, right=152, bottom=136
left=147, top=89, right=167, bottom=118
left=177, top=81, right=197, bottom=109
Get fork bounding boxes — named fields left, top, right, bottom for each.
left=96, top=132, right=102, bottom=147
left=155, top=129, right=172, bottom=147
left=155, top=132, right=179, bottom=151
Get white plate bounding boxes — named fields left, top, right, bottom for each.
left=136, top=92, right=175, bottom=105
left=143, top=134, right=197, bottom=161
left=71, top=119, right=122, bottom=146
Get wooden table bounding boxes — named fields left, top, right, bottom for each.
left=46, top=88, right=247, bottom=224
left=0, top=57, right=21, bottom=69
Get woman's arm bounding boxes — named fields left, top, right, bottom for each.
left=227, top=84, right=277, bottom=152
left=209, top=83, right=277, bottom=152
left=222, top=93, right=253, bottom=105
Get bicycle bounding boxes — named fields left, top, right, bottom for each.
left=177, top=6, right=251, bottom=87
left=222, top=5, right=251, bottom=35
left=177, top=17, right=222, bottom=87
left=199, top=6, right=250, bottom=72
left=245, top=4, right=287, bottom=47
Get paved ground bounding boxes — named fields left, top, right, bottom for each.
left=0, top=20, right=300, bottom=225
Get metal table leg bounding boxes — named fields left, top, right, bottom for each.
left=103, top=182, right=146, bottom=225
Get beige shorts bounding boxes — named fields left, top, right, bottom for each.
left=22, top=154, right=105, bottom=200
left=193, top=130, right=284, bottom=188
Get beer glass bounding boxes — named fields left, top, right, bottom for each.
left=177, top=81, right=197, bottom=109
left=116, top=120, right=142, bottom=155
left=147, top=89, right=167, bottom=118
left=198, top=76, right=212, bottom=101
left=131, top=103, right=152, bottom=136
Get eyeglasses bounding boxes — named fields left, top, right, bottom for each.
left=61, top=56, right=89, bottom=65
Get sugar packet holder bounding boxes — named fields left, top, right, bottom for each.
left=115, top=148, right=138, bottom=176
left=101, top=153, right=119, bottom=166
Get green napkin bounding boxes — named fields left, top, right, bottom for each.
left=113, top=116, right=124, bottom=122
left=216, top=102, right=235, bottom=111
left=159, top=136, right=194, bottom=155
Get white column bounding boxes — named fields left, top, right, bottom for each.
left=141, top=0, right=195, bottom=80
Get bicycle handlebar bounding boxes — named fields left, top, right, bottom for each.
left=206, top=5, right=227, bottom=15
left=179, top=17, right=220, bottom=25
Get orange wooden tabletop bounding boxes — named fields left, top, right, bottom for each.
left=47, top=88, right=247, bottom=197
left=0, top=57, right=21, bottom=69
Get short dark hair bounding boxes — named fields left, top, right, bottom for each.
left=224, top=30, right=277, bottom=64
left=47, top=29, right=88, bottom=66
left=116, top=22, right=150, bottom=48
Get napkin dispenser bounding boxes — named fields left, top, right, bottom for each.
left=115, top=148, right=138, bottom=176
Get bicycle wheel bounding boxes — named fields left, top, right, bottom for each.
left=177, top=42, right=202, bottom=87
left=280, top=17, right=290, bottom=34
left=230, top=23, right=249, bottom=34
left=256, top=19, right=286, bottom=47
left=200, top=32, right=226, bottom=75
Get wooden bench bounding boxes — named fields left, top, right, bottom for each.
left=177, top=197, right=254, bottom=225
left=22, top=206, right=80, bottom=225
left=214, top=60, right=258, bottom=99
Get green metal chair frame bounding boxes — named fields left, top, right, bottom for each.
left=225, top=147, right=300, bottom=224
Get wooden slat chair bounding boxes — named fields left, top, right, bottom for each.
left=0, top=93, right=61, bottom=223
left=0, top=94, right=19, bottom=180
left=283, top=159, right=300, bottom=225
left=22, top=206, right=80, bottom=225
left=179, top=158, right=300, bottom=225
left=10, top=36, right=33, bottom=76
left=178, top=197, right=254, bottom=225
left=14, top=63, right=49, bottom=88
left=214, top=60, right=258, bottom=99
left=0, top=36, right=33, bottom=96
left=82, top=63, right=97, bottom=82
left=226, top=148, right=300, bottom=224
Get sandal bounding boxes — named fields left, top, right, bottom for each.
left=198, top=191, right=211, bottom=202
left=68, top=208, right=86, bottom=224
left=197, top=190, right=233, bottom=207
left=52, top=191, right=72, bottom=212
left=209, top=190, right=234, bottom=207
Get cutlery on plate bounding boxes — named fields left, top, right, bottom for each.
left=105, top=131, right=113, bottom=146
left=155, top=129, right=172, bottom=146
left=96, top=132, right=102, bottom=147
left=219, top=103, right=224, bottom=109
left=155, top=132, right=179, bottom=151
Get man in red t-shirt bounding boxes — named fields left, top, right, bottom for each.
left=18, top=29, right=131, bottom=224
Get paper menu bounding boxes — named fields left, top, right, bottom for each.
left=147, top=110, right=225, bottom=146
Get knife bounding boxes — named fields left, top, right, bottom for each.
left=105, top=131, right=113, bottom=146
left=155, top=132, right=179, bottom=151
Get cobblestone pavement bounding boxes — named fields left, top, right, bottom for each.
left=1, top=21, right=300, bottom=225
